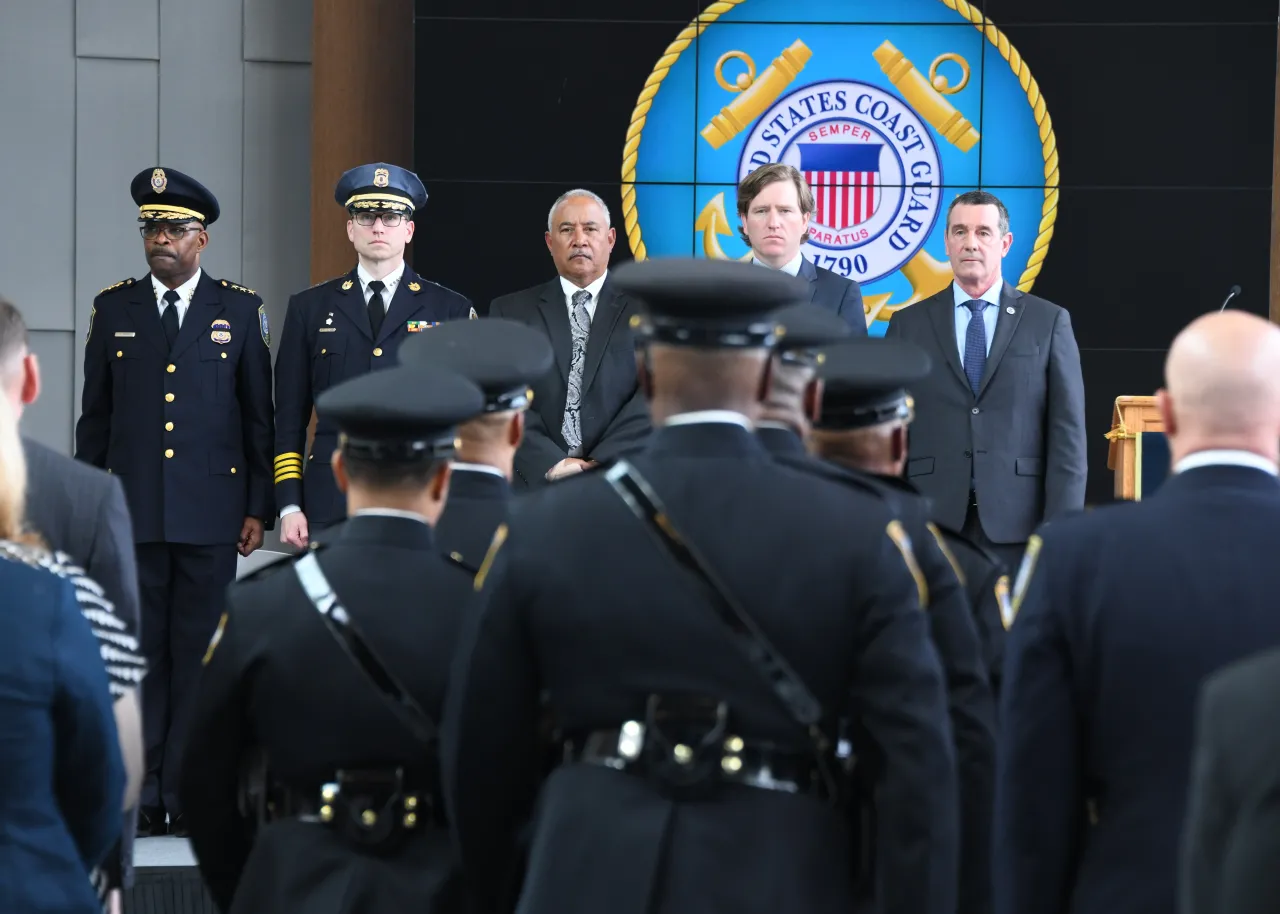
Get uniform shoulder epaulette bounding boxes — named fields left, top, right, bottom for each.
left=219, top=279, right=258, bottom=296
left=444, top=550, right=479, bottom=575
left=308, top=274, right=351, bottom=291
left=97, top=277, right=136, bottom=297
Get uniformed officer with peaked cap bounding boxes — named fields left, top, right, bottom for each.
left=796, top=336, right=1001, bottom=913
left=181, top=361, right=485, bottom=914
left=756, top=301, right=853, bottom=456
left=273, top=162, right=476, bottom=551
left=398, top=318, right=555, bottom=572
left=442, top=257, right=959, bottom=914
left=75, top=165, right=275, bottom=837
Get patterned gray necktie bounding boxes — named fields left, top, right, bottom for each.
left=561, top=289, right=592, bottom=454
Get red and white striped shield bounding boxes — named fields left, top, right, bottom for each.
left=798, top=143, right=883, bottom=231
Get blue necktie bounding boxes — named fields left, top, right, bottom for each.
left=963, top=300, right=988, bottom=396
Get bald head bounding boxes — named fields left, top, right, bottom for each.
left=1160, top=311, right=1280, bottom=464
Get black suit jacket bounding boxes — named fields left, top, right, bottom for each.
left=489, top=277, right=651, bottom=488
left=884, top=282, right=1087, bottom=543
left=798, top=257, right=868, bottom=334
left=1181, top=645, right=1280, bottom=914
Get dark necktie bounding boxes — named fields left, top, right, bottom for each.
left=367, top=279, right=386, bottom=338
left=160, top=289, right=180, bottom=351
left=963, top=300, right=989, bottom=396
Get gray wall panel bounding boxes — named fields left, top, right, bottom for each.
left=159, top=0, right=244, bottom=282
left=244, top=0, right=311, bottom=63
left=0, top=2, right=76, bottom=330
left=75, top=0, right=160, bottom=60
left=242, top=62, right=311, bottom=357
left=22, top=331, right=76, bottom=455
left=73, top=58, right=159, bottom=420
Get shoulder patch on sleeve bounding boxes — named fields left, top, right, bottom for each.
left=925, top=521, right=966, bottom=587
left=86, top=305, right=96, bottom=343
left=258, top=303, right=271, bottom=347
left=885, top=519, right=929, bottom=609
left=203, top=612, right=228, bottom=665
left=994, top=574, right=1014, bottom=630
left=1009, top=533, right=1044, bottom=625
left=473, top=523, right=509, bottom=593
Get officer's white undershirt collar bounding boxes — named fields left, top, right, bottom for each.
left=352, top=507, right=430, bottom=525
left=1173, top=449, right=1278, bottom=476
left=663, top=410, right=753, bottom=430
left=450, top=461, right=506, bottom=479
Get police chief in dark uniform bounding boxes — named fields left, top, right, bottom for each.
left=398, top=318, right=555, bottom=572
left=799, top=336, right=1001, bottom=913
left=181, top=362, right=485, bottom=914
left=75, top=167, right=274, bottom=837
left=274, top=163, right=475, bottom=550
left=442, top=258, right=959, bottom=914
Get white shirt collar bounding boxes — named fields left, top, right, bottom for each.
left=1173, top=449, right=1279, bottom=476
left=559, top=271, right=608, bottom=309
left=952, top=277, right=1003, bottom=309
left=357, top=260, right=405, bottom=295
left=352, top=507, right=430, bottom=524
left=664, top=410, right=753, bottom=430
left=151, top=268, right=202, bottom=307
left=756, top=420, right=796, bottom=431
left=752, top=252, right=805, bottom=277
left=449, top=461, right=507, bottom=479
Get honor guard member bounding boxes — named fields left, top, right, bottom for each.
left=755, top=302, right=853, bottom=456
left=442, top=258, right=960, bottom=914
left=398, top=318, right=555, bottom=572
left=801, top=336, right=1001, bottom=914
left=273, top=162, right=475, bottom=550
left=180, top=362, right=485, bottom=914
left=75, top=167, right=274, bottom=837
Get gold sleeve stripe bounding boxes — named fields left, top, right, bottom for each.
left=274, top=452, right=303, bottom=465
left=203, top=612, right=228, bottom=665
left=473, top=523, right=509, bottom=593
left=994, top=574, right=1014, bottom=631
left=1009, top=533, right=1044, bottom=625
left=885, top=519, right=928, bottom=609
left=274, top=459, right=304, bottom=471
left=925, top=522, right=966, bottom=587
left=274, top=472, right=303, bottom=483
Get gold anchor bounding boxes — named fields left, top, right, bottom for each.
left=694, top=193, right=752, bottom=262
left=700, top=39, right=812, bottom=150
left=872, top=41, right=980, bottom=152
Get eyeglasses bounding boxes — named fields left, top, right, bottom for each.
left=140, top=224, right=201, bottom=241
left=352, top=212, right=406, bottom=227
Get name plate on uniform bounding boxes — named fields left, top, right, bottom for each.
left=319, top=327, right=337, bottom=333
left=114, top=331, right=136, bottom=337
left=1135, top=431, right=1171, bottom=500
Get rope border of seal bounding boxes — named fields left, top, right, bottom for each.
left=619, top=0, right=1059, bottom=293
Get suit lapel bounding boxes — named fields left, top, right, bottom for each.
left=581, top=282, right=626, bottom=393
left=537, top=279, right=573, bottom=380
left=128, top=274, right=170, bottom=357
left=799, top=256, right=820, bottom=303
left=924, top=289, right=969, bottom=391
left=377, top=266, right=421, bottom=345
left=977, top=284, right=1025, bottom=397
left=335, top=268, right=372, bottom=340
left=170, top=272, right=223, bottom=359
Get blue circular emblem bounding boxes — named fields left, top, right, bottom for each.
left=621, top=0, right=1058, bottom=336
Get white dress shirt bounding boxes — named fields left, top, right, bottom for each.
left=352, top=507, right=430, bottom=525
left=559, top=272, right=607, bottom=320
left=357, top=260, right=406, bottom=313
left=449, top=461, right=506, bottom=478
left=751, top=252, right=805, bottom=276
left=151, top=268, right=202, bottom=327
left=663, top=410, right=753, bottom=430
left=952, top=277, right=1003, bottom=364
left=1173, top=449, right=1279, bottom=476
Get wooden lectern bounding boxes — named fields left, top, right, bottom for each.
left=1105, top=396, right=1165, bottom=500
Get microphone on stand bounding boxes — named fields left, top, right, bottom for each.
left=1219, top=285, right=1241, bottom=312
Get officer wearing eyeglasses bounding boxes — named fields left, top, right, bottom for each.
left=74, top=166, right=275, bottom=837
left=273, top=163, right=476, bottom=550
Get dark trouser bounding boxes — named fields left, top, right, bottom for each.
left=961, top=492, right=1028, bottom=575
left=137, top=542, right=238, bottom=815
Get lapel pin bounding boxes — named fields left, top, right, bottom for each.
left=341, top=280, right=354, bottom=291
left=408, top=281, right=422, bottom=292
left=1006, top=306, right=1015, bottom=314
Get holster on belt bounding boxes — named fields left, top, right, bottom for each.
left=640, top=693, right=731, bottom=801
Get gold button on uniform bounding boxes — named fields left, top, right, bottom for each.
left=230, top=467, right=236, bottom=474
left=373, top=347, right=383, bottom=357
left=164, top=449, right=174, bottom=458
left=166, top=364, right=176, bottom=373
left=116, top=350, right=123, bottom=358
left=165, top=422, right=173, bottom=431
left=165, top=393, right=175, bottom=402
left=220, top=352, right=227, bottom=359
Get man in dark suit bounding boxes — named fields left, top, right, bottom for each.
left=1182, top=645, right=1280, bottom=914
left=182, top=362, right=485, bottom=914
left=994, top=310, right=1280, bottom=914
left=736, top=163, right=867, bottom=333
left=398, top=318, right=555, bottom=572
left=884, top=190, right=1086, bottom=571
left=489, top=189, right=651, bottom=488
left=274, top=163, right=475, bottom=547
left=443, top=259, right=959, bottom=914
left=74, top=166, right=275, bottom=836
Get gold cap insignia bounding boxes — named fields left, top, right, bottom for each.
left=408, top=281, right=421, bottom=292
left=373, top=168, right=390, bottom=187
left=341, top=280, right=354, bottom=291
left=151, top=168, right=167, bottom=194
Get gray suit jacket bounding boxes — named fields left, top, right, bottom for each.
left=799, top=257, right=868, bottom=334
left=884, top=283, right=1087, bottom=542
left=1181, top=646, right=1280, bottom=914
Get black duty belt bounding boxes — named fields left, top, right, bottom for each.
left=267, top=768, right=440, bottom=853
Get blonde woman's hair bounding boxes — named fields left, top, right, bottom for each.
left=0, top=391, right=28, bottom=542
